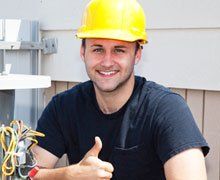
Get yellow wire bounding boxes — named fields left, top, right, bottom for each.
left=0, top=120, right=45, bottom=177
left=0, top=126, right=17, bottom=176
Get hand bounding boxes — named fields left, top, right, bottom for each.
left=66, top=137, right=114, bottom=180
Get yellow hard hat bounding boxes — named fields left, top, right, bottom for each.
left=76, top=0, right=147, bottom=44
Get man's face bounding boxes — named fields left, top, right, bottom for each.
left=80, top=38, right=141, bottom=93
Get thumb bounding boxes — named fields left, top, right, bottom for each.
left=86, top=136, right=102, bottom=157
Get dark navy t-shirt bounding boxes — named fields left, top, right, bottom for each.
left=36, top=76, right=209, bottom=179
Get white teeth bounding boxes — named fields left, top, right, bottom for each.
left=99, top=71, right=116, bottom=75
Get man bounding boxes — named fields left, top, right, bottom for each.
left=32, top=0, right=209, bottom=179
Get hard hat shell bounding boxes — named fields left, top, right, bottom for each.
left=76, top=0, right=147, bottom=44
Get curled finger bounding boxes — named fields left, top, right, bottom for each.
left=96, top=168, right=112, bottom=179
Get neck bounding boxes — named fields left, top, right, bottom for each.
left=94, top=75, right=135, bottom=114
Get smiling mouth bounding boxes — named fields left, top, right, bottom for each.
left=97, top=70, right=119, bottom=77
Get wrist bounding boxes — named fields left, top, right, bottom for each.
left=64, top=163, right=80, bottom=178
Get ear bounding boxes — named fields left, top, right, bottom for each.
left=80, top=45, right=85, bottom=62
left=135, top=47, right=142, bottom=65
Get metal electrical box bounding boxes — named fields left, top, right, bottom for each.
left=0, top=19, right=51, bottom=128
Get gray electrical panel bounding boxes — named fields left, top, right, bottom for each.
left=0, top=19, right=40, bottom=128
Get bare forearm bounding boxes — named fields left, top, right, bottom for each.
left=33, top=166, right=70, bottom=180
left=32, top=137, right=113, bottom=179
left=33, top=163, right=112, bottom=180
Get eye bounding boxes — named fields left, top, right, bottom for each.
left=114, top=48, right=125, bottom=54
left=93, top=48, right=104, bottom=53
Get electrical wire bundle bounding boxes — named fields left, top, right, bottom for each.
left=0, top=120, right=45, bottom=178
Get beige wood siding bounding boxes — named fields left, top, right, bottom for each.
left=203, top=91, right=220, bottom=180
left=43, top=82, right=219, bottom=180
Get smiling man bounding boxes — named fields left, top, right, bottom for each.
left=81, top=38, right=141, bottom=114
left=31, top=0, right=209, bottom=179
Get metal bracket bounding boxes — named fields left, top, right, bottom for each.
left=0, top=38, right=58, bottom=55
left=0, top=38, right=58, bottom=75
left=42, top=38, right=58, bottom=55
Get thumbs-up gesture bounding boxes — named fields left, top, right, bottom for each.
left=83, top=136, right=103, bottom=159
left=69, top=137, right=114, bottom=179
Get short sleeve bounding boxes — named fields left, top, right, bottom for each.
left=36, top=96, right=66, bottom=158
left=153, top=93, right=209, bottom=164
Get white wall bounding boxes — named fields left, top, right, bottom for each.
left=1, top=0, right=220, bottom=90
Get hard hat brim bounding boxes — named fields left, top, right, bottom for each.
left=76, top=29, right=147, bottom=44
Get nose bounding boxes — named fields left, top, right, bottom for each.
left=100, top=52, right=114, bottom=67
